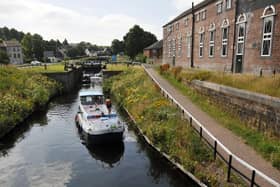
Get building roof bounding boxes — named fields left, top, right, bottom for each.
left=163, top=0, right=215, bottom=27
left=3, top=40, right=21, bottom=47
left=144, top=40, right=163, bottom=50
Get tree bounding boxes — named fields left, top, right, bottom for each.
left=32, top=34, right=44, bottom=61
left=111, top=39, right=124, bottom=55
left=0, top=49, right=10, bottom=65
left=62, top=39, right=69, bottom=46
left=21, top=33, right=33, bottom=62
left=123, top=25, right=157, bottom=60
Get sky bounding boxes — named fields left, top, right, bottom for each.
left=0, top=0, right=202, bottom=45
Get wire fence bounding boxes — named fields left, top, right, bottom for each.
left=144, top=67, right=280, bottom=187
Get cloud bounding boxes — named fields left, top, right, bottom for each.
left=0, top=0, right=161, bottom=45
left=172, top=0, right=204, bottom=12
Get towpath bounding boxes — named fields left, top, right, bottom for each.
left=144, top=66, right=280, bottom=187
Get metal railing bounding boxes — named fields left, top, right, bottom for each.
left=144, top=67, right=280, bottom=187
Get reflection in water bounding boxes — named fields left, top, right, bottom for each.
left=77, top=127, right=124, bottom=168
left=0, top=110, right=48, bottom=157
left=0, top=85, right=197, bottom=187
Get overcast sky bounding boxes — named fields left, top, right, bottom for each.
left=0, top=0, right=202, bottom=45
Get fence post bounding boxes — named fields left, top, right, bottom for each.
left=199, top=126, right=202, bottom=139
left=214, top=141, right=217, bottom=160
left=190, top=117, right=193, bottom=126
left=227, top=155, right=233, bottom=182
left=250, top=170, right=256, bottom=187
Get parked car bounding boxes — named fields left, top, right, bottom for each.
left=31, top=61, right=41, bottom=66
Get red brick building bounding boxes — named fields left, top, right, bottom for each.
left=163, top=0, right=280, bottom=73
left=143, top=40, right=163, bottom=64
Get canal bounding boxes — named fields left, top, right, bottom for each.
left=0, top=86, right=198, bottom=187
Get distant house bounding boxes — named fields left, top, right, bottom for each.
left=43, top=51, right=58, bottom=63
left=144, top=40, right=163, bottom=64
left=0, top=40, right=23, bottom=64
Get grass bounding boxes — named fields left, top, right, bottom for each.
left=104, top=66, right=245, bottom=186
left=175, top=68, right=280, bottom=98
left=159, top=69, right=280, bottom=170
left=106, top=64, right=130, bottom=71
left=22, top=64, right=66, bottom=73
left=0, top=65, right=61, bottom=138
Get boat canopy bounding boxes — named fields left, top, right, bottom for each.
left=79, top=90, right=103, bottom=97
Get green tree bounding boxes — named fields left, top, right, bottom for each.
left=0, top=49, right=10, bottom=65
left=111, top=39, right=124, bottom=55
left=32, top=34, right=44, bottom=61
left=21, top=33, right=33, bottom=62
left=62, top=38, right=69, bottom=46
left=123, top=25, right=157, bottom=60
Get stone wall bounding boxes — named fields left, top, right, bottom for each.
left=191, top=80, right=280, bottom=136
left=43, top=68, right=82, bottom=93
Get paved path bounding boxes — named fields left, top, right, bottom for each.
left=144, top=66, right=280, bottom=187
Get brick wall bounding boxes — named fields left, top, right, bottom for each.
left=192, top=80, right=280, bottom=136
left=162, top=0, right=280, bottom=73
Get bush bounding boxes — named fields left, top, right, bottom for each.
left=0, top=66, right=60, bottom=138
left=160, top=64, right=170, bottom=74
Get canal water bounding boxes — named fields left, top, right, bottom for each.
left=0, top=86, right=197, bottom=187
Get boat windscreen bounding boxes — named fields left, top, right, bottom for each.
left=81, top=96, right=104, bottom=105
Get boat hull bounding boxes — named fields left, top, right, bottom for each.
left=76, top=114, right=124, bottom=145
left=84, top=131, right=124, bottom=145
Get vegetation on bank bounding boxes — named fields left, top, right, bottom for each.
left=159, top=66, right=280, bottom=170
left=163, top=67, right=280, bottom=98
left=0, top=66, right=61, bottom=138
left=104, top=67, right=245, bottom=186
left=23, top=64, right=66, bottom=73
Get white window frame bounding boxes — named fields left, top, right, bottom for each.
left=186, top=33, right=192, bottom=58
left=221, top=27, right=229, bottom=57
left=208, top=23, right=216, bottom=58
left=261, top=5, right=276, bottom=57
left=236, top=23, right=246, bottom=55
left=168, top=39, right=172, bottom=58
left=195, top=13, right=200, bottom=22
left=198, top=27, right=205, bottom=58
left=216, top=1, right=223, bottom=14
left=209, top=32, right=215, bottom=57
left=226, top=0, right=232, bottom=10
left=184, top=17, right=189, bottom=27
left=172, top=38, right=176, bottom=57
left=178, top=34, right=182, bottom=57
left=221, top=19, right=230, bottom=57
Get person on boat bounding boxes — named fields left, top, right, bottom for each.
left=105, top=97, right=112, bottom=115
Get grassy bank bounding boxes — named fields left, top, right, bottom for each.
left=170, top=68, right=280, bottom=98
left=104, top=66, right=245, bottom=186
left=0, top=66, right=61, bottom=138
left=159, top=67, right=280, bottom=170
left=23, top=64, right=66, bottom=73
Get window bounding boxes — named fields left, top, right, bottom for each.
left=186, top=34, right=191, bottom=58
left=184, top=18, right=189, bottom=26
left=226, top=0, right=232, bottom=9
left=201, top=10, right=206, bottom=20
left=221, top=19, right=230, bottom=57
left=237, top=23, right=245, bottom=55
left=209, top=31, right=215, bottom=57
left=216, top=2, right=223, bottom=14
left=168, top=39, right=172, bottom=58
left=221, top=27, right=229, bottom=56
left=176, top=22, right=180, bottom=30
left=14, top=53, right=17, bottom=58
left=261, top=5, right=276, bottom=56
left=168, top=25, right=173, bottom=33
left=172, top=39, right=176, bottom=57
left=17, top=53, right=20, bottom=58
left=195, top=13, right=200, bottom=22
left=199, top=27, right=205, bottom=58
left=178, top=35, right=182, bottom=57
left=208, top=23, right=215, bottom=57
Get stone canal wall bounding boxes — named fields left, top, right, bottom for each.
left=191, top=80, right=280, bottom=136
left=43, top=68, right=82, bottom=93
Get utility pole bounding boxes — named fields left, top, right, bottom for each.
left=191, top=2, right=195, bottom=68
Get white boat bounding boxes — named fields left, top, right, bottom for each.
left=76, top=89, right=124, bottom=144
left=90, top=72, right=102, bottom=84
